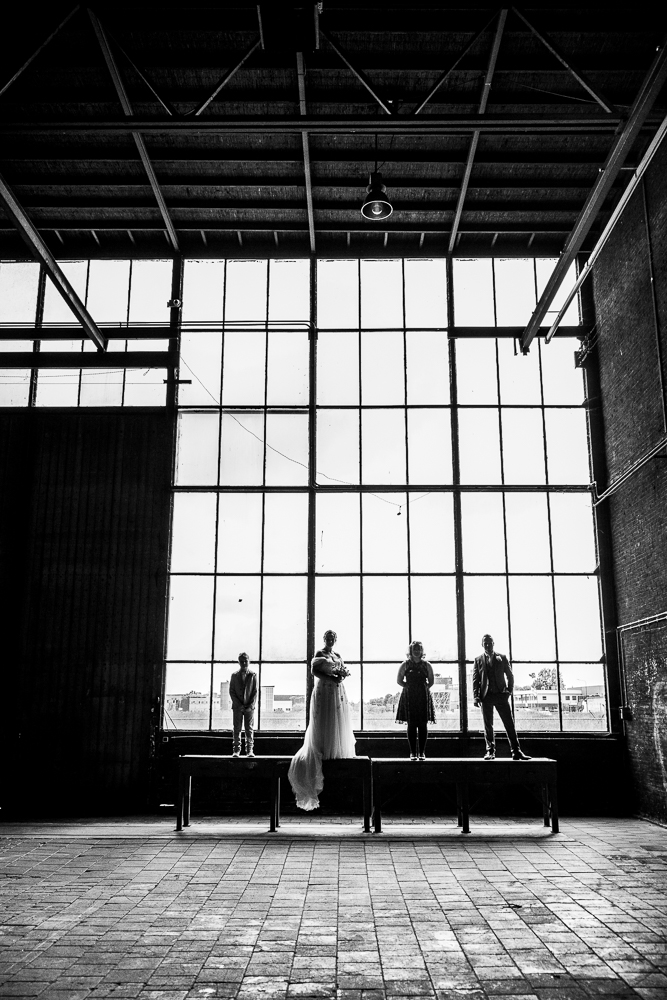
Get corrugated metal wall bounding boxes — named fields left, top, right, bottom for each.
left=0, top=408, right=174, bottom=815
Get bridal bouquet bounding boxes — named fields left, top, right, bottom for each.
left=330, top=663, right=350, bottom=681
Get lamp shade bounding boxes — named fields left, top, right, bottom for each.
left=361, top=171, right=393, bottom=220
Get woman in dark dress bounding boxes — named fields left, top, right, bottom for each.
left=395, top=640, right=435, bottom=760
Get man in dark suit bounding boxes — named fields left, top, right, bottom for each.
left=473, top=634, right=531, bottom=761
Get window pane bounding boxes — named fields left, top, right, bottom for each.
left=360, top=260, right=403, bottom=327
left=505, top=493, right=551, bottom=572
left=512, top=663, right=560, bottom=733
left=461, top=494, right=505, bottom=572
left=176, top=412, right=219, bottom=485
left=361, top=409, right=406, bottom=485
left=182, top=260, right=225, bottom=321
left=464, top=577, right=509, bottom=660
left=218, top=493, right=263, bottom=573
left=269, top=259, right=309, bottom=321
left=454, top=259, right=494, bottom=325
left=458, top=409, right=501, bottom=484
left=409, top=492, right=455, bottom=573
left=79, top=359, right=124, bottom=407
left=43, top=262, right=88, bottom=323
left=317, top=331, right=359, bottom=405
left=455, top=338, right=497, bottom=404
left=265, top=413, right=308, bottom=486
left=123, top=366, right=167, bottom=407
left=225, top=260, right=268, bottom=321
left=219, top=412, right=263, bottom=486
left=560, top=663, right=607, bottom=732
left=167, top=576, right=214, bottom=660
left=35, top=340, right=81, bottom=405
left=0, top=368, right=30, bottom=405
left=212, top=663, right=234, bottom=730
left=0, top=261, right=40, bottom=322
left=222, top=331, right=265, bottom=406
left=87, top=260, right=130, bottom=322
left=404, top=259, right=447, bottom=328
left=316, top=493, right=360, bottom=572
left=171, top=493, right=216, bottom=572
left=431, top=666, right=460, bottom=731
left=363, top=576, right=409, bottom=660
left=259, top=662, right=306, bottom=731
left=261, top=576, right=307, bottom=659
left=509, top=576, right=556, bottom=660
left=494, top=259, right=536, bottom=326
left=363, top=663, right=400, bottom=731
left=345, top=663, right=362, bottom=730
left=129, top=260, right=172, bottom=323
left=361, top=330, right=405, bottom=405
left=554, top=576, right=603, bottom=661
left=267, top=331, right=309, bottom=406
left=317, top=410, right=359, bottom=486
left=315, top=576, right=360, bottom=660
left=410, top=576, right=458, bottom=660
left=540, top=337, right=585, bottom=405
left=263, top=493, right=308, bottom=572
left=549, top=493, right=597, bottom=573
left=545, top=409, right=590, bottom=484
left=164, top=663, right=212, bottom=731
left=317, top=260, right=359, bottom=328
left=537, top=259, right=580, bottom=326
left=408, top=408, right=452, bottom=485
left=497, top=337, right=541, bottom=404
left=362, top=492, right=407, bottom=572
left=501, top=409, right=546, bottom=485
left=406, top=330, right=449, bottom=404
left=179, top=331, right=222, bottom=405
left=214, top=576, right=261, bottom=660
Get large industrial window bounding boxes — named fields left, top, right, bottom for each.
left=0, top=258, right=171, bottom=406
left=165, top=257, right=607, bottom=735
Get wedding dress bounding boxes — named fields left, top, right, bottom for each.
left=288, top=661, right=356, bottom=811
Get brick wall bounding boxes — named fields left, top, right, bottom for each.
left=593, top=138, right=667, bottom=823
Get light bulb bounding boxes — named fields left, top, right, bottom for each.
left=371, top=202, right=383, bottom=216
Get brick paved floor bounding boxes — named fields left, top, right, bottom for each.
left=0, top=817, right=666, bottom=1000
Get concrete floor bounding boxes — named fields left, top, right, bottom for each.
left=0, top=817, right=666, bottom=1000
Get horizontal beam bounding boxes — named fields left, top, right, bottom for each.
left=0, top=325, right=170, bottom=340
left=0, top=221, right=576, bottom=235
left=0, top=115, right=650, bottom=136
left=0, top=351, right=178, bottom=368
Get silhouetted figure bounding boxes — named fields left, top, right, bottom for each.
left=230, top=652, right=257, bottom=757
left=473, top=634, right=531, bottom=761
left=396, top=640, right=435, bottom=760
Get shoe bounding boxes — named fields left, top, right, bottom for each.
left=232, top=751, right=240, bottom=758
left=483, top=750, right=495, bottom=761
left=418, top=753, right=426, bottom=761
left=512, top=749, right=532, bottom=761
left=410, top=754, right=418, bottom=761
left=247, top=750, right=255, bottom=757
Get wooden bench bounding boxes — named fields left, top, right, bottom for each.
left=176, top=755, right=290, bottom=832
left=372, top=757, right=558, bottom=834
left=275, top=756, right=373, bottom=832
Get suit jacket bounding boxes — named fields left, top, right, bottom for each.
left=229, top=669, right=258, bottom=710
left=472, top=652, right=514, bottom=702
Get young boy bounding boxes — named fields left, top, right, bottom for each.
left=229, top=652, right=258, bottom=757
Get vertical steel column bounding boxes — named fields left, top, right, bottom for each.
left=447, top=258, right=467, bottom=733
left=402, top=261, right=412, bottom=638
left=29, top=265, right=47, bottom=407
left=358, top=261, right=364, bottom=730
left=306, top=257, right=318, bottom=726
left=578, top=254, right=622, bottom=733
left=642, top=180, right=667, bottom=435
left=257, top=261, right=271, bottom=732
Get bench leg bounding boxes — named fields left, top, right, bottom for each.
left=549, top=780, right=559, bottom=833
left=362, top=772, right=371, bottom=833
left=460, top=781, right=470, bottom=834
left=456, top=783, right=463, bottom=827
left=176, top=771, right=184, bottom=832
left=270, top=776, right=277, bottom=832
left=183, top=775, right=191, bottom=827
left=276, top=775, right=281, bottom=829
left=542, top=784, right=550, bottom=827
left=374, top=774, right=382, bottom=834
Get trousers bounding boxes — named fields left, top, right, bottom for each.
left=481, top=692, right=520, bottom=752
left=232, top=706, right=255, bottom=753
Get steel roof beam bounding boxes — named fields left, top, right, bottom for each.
left=296, top=51, right=315, bottom=254
left=88, top=10, right=180, bottom=253
left=0, top=220, right=573, bottom=235
left=511, top=6, right=616, bottom=114
left=520, top=35, right=667, bottom=352
left=0, top=5, right=80, bottom=100
left=1, top=114, right=638, bottom=135
left=0, top=170, right=105, bottom=350
left=449, top=9, right=507, bottom=252
left=189, top=38, right=262, bottom=117
left=319, top=27, right=394, bottom=115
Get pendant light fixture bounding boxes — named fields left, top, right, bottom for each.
left=361, top=135, right=393, bottom=221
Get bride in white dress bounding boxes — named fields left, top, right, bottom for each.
left=288, top=629, right=357, bottom=810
